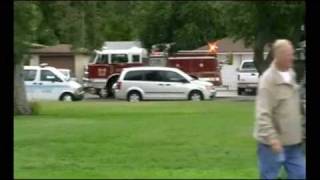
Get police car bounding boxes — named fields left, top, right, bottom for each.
left=24, top=64, right=84, bottom=101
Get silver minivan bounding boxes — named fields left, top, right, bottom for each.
left=114, top=67, right=216, bottom=102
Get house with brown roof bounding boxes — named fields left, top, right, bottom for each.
left=28, top=44, right=90, bottom=81
left=196, top=38, right=270, bottom=90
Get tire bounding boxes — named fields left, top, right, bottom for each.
left=237, top=88, right=243, bottom=96
left=189, top=90, right=204, bottom=101
left=60, top=93, right=74, bottom=102
left=106, top=76, right=119, bottom=98
left=127, top=91, right=142, bottom=102
left=97, top=89, right=107, bottom=98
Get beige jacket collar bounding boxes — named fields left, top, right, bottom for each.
left=269, top=62, right=295, bottom=86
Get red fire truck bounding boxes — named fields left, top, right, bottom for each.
left=83, top=41, right=148, bottom=97
left=149, top=42, right=222, bottom=86
left=83, top=41, right=222, bottom=98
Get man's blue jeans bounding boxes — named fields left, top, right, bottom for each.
left=257, top=142, right=306, bottom=179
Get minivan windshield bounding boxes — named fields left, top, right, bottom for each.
left=178, top=71, right=193, bottom=81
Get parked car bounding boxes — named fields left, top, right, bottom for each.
left=236, top=60, right=259, bottom=95
left=114, top=67, right=216, bottom=102
left=24, top=65, right=84, bottom=101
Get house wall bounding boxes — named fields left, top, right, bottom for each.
left=29, top=55, right=39, bottom=66
left=39, top=54, right=75, bottom=76
left=75, top=54, right=90, bottom=81
left=28, top=54, right=90, bottom=81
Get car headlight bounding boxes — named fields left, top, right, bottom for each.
left=205, top=85, right=215, bottom=91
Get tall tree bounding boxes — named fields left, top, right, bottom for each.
left=133, top=1, right=226, bottom=51
left=172, top=1, right=226, bottom=50
left=14, top=2, right=42, bottom=114
left=220, top=1, right=305, bottom=74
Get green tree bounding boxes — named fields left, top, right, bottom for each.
left=221, top=2, right=305, bottom=74
left=172, top=1, right=226, bottom=50
left=133, top=1, right=226, bottom=51
left=14, top=2, right=42, bottom=114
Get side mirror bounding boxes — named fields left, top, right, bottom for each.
left=236, top=68, right=239, bottom=72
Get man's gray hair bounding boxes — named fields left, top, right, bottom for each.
left=272, top=39, right=293, bottom=58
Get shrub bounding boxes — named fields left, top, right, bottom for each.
left=29, top=101, right=41, bottom=115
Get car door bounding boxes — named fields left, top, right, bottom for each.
left=23, top=68, right=39, bottom=101
left=159, top=70, right=190, bottom=99
left=142, top=70, right=166, bottom=99
left=38, top=69, right=66, bottom=100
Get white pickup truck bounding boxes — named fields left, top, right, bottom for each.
left=237, top=60, right=259, bottom=95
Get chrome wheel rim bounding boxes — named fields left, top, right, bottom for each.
left=129, top=94, right=140, bottom=102
left=63, top=95, right=72, bottom=101
left=191, top=94, right=201, bottom=101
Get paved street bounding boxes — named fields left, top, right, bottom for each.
left=82, top=89, right=256, bottom=102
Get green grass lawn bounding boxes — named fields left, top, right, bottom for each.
left=14, top=100, right=259, bottom=179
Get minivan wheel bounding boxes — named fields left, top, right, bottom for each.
left=189, top=91, right=203, bottom=101
left=127, top=91, right=142, bottom=102
left=60, top=93, right=74, bottom=101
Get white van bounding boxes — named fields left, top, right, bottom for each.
left=114, top=67, right=216, bottom=102
left=24, top=65, right=84, bottom=101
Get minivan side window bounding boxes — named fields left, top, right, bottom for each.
left=40, top=70, right=63, bottom=82
left=162, top=71, right=186, bottom=82
left=124, top=71, right=144, bottom=81
left=145, top=71, right=163, bottom=82
left=24, top=69, right=37, bottom=81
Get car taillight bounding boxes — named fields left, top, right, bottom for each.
left=116, top=81, right=122, bottom=90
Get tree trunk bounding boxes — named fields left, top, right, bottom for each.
left=253, top=33, right=274, bottom=76
left=253, top=37, right=266, bottom=75
left=14, top=62, right=31, bottom=115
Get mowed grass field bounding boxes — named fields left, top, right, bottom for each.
left=14, top=100, right=259, bottom=179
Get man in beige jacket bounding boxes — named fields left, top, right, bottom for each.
left=253, top=39, right=305, bottom=179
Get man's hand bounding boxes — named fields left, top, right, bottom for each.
left=270, top=139, right=283, bottom=153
